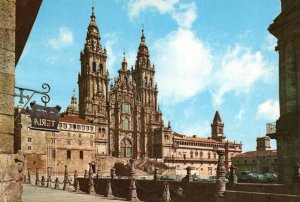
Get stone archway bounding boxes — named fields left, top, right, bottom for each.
left=120, top=138, right=133, bottom=158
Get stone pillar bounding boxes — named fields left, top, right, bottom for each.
left=228, top=164, right=238, bottom=188
left=154, top=167, right=159, bottom=182
left=54, top=177, right=60, bottom=190
left=41, top=176, right=45, bottom=187
left=105, top=179, right=114, bottom=199
left=96, top=169, right=100, bottom=179
left=28, top=168, right=31, bottom=184
left=128, top=159, right=140, bottom=202
left=111, top=167, right=116, bottom=180
left=63, top=165, right=69, bottom=190
left=268, top=0, right=300, bottom=184
left=74, top=170, right=80, bottom=192
left=214, top=149, right=226, bottom=202
left=87, top=163, right=95, bottom=195
left=46, top=167, right=50, bottom=188
left=84, top=169, right=88, bottom=179
left=0, top=1, right=23, bottom=200
left=185, top=166, right=193, bottom=184
left=162, top=182, right=171, bottom=202
left=35, top=168, right=40, bottom=186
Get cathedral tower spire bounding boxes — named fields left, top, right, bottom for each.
left=211, top=111, right=225, bottom=142
left=78, top=5, right=109, bottom=124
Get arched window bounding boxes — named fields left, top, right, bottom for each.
left=122, top=103, right=130, bottom=113
left=92, top=61, right=96, bottom=72
left=145, top=76, right=147, bottom=86
left=99, top=64, right=103, bottom=74
left=208, top=152, right=211, bottom=159
left=120, top=138, right=133, bottom=158
left=123, top=117, right=129, bottom=130
left=149, top=78, right=152, bottom=87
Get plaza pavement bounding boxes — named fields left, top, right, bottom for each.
left=23, top=180, right=125, bottom=202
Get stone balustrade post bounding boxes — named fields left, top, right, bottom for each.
left=35, top=168, right=40, bottom=186
left=63, top=165, right=69, bottom=190
left=154, top=167, right=159, bottom=182
left=74, top=170, right=80, bottom=192
left=46, top=167, right=50, bottom=188
left=186, top=166, right=192, bottom=183
left=162, top=182, right=171, bottom=202
left=111, top=167, right=116, bottom=180
left=88, top=163, right=95, bottom=195
left=292, top=163, right=300, bottom=195
left=41, top=176, right=45, bottom=187
left=106, top=179, right=114, bottom=199
left=214, top=149, right=226, bottom=202
left=54, top=177, right=60, bottom=190
left=128, top=159, right=140, bottom=202
left=96, top=169, right=100, bottom=179
left=27, top=168, right=31, bottom=184
left=229, top=164, right=238, bottom=188
left=84, top=169, right=88, bottom=179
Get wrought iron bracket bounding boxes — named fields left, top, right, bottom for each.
left=15, top=83, right=51, bottom=108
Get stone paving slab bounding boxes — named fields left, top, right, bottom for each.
left=23, top=184, right=125, bottom=202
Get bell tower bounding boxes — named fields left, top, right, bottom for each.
left=78, top=6, right=109, bottom=124
left=211, top=111, right=225, bottom=142
left=132, top=28, right=158, bottom=109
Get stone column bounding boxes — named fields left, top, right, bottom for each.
left=28, top=168, right=31, bottom=184
left=154, top=167, right=159, bottom=182
left=88, top=163, right=95, bottom=195
left=35, top=168, right=40, bottom=186
left=185, top=166, right=193, bottom=184
left=63, top=165, right=69, bottom=190
left=128, top=159, right=140, bottom=202
left=228, top=164, right=238, bottom=188
left=84, top=169, right=88, bottom=179
left=105, top=179, right=114, bottom=199
left=111, top=167, right=116, bottom=180
left=268, top=0, right=300, bottom=184
left=162, top=182, right=171, bottom=202
left=214, top=149, right=226, bottom=202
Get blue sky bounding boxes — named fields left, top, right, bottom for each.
left=16, top=0, right=281, bottom=151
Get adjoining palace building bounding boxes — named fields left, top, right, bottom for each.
left=14, top=6, right=242, bottom=176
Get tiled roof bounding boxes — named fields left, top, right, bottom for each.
left=60, top=115, right=91, bottom=125
left=233, top=150, right=277, bottom=158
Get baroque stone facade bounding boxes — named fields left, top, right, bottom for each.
left=76, top=7, right=242, bottom=176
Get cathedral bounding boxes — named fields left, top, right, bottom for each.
left=15, top=6, right=242, bottom=176
left=76, top=6, right=164, bottom=159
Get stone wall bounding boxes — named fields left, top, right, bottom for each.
left=0, top=154, right=24, bottom=201
left=0, top=0, right=15, bottom=154
left=78, top=177, right=215, bottom=202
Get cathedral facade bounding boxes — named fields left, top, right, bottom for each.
left=77, top=7, right=163, bottom=160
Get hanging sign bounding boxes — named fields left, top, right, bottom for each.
left=29, top=101, right=61, bottom=131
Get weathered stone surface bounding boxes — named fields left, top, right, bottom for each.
left=0, top=48, right=15, bottom=75
left=252, top=192, right=270, bottom=202
left=224, top=191, right=237, bottom=202
left=0, top=73, right=14, bottom=96
left=0, top=154, right=23, bottom=202
left=236, top=191, right=253, bottom=202
left=0, top=133, right=14, bottom=154
left=0, top=0, right=16, bottom=30
left=0, top=90, right=14, bottom=115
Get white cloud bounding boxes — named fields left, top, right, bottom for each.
left=170, top=2, right=197, bottom=29
left=128, top=0, right=179, bottom=18
left=46, top=56, right=58, bottom=64
left=48, top=27, right=73, bottom=49
left=256, top=99, right=279, bottom=121
left=128, top=0, right=196, bottom=28
left=103, top=33, right=118, bottom=74
left=154, top=28, right=213, bottom=104
left=127, top=1, right=273, bottom=108
left=235, top=107, right=245, bottom=121
left=211, top=45, right=272, bottom=107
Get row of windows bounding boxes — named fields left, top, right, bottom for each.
left=67, top=140, right=94, bottom=146
left=177, top=151, right=217, bottom=159
left=67, top=150, right=84, bottom=159
left=58, top=123, right=94, bottom=132
left=177, top=141, right=225, bottom=148
left=236, top=158, right=277, bottom=164
left=67, top=133, right=94, bottom=139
